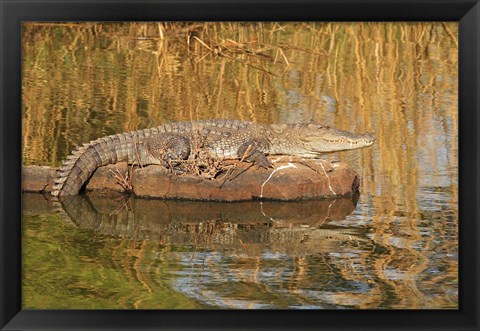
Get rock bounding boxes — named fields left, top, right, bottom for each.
left=22, top=166, right=56, bottom=193
left=86, top=163, right=130, bottom=194
left=22, top=158, right=361, bottom=201
left=132, top=159, right=358, bottom=201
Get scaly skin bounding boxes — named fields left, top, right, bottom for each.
left=51, top=119, right=375, bottom=198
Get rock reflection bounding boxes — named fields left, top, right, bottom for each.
left=23, top=192, right=371, bottom=254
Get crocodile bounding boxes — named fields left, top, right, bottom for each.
left=51, top=119, right=375, bottom=198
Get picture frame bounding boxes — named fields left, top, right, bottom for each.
left=1, top=0, right=479, bottom=330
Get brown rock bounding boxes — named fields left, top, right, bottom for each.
left=22, top=166, right=56, bottom=193
left=132, top=158, right=359, bottom=201
left=86, top=162, right=130, bottom=194
left=22, top=158, right=361, bottom=201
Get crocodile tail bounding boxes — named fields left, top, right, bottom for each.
left=51, top=129, right=151, bottom=198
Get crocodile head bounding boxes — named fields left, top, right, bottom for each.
left=269, top=123, right=375, bottom=157
left=300, top=124, right=375, bottom=155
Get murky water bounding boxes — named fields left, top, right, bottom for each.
left=22, top=22, right=458, bottom=309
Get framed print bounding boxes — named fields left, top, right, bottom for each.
left=1, top=0, right=479, bottom=330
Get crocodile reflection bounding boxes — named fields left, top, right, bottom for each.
left=24, top=192, right=375, bottom=253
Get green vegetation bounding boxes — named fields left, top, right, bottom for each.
left=22, top=214, right=207, bottom=309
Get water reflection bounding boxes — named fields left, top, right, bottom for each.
left=23, top=187, right=457, bottom=309
left=24, top=192, right=396, bottom=309
left=25, top=192, right=363, bottom=250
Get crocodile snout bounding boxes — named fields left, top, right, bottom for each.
left=363, top=133, right=376, bottom=144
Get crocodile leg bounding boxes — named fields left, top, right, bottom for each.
left=237, top=138, right=273, bottom=169
left=146, top=132, right=191, bottom=167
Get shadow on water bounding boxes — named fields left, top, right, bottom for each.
left=23, top=192, right=371, bottom=253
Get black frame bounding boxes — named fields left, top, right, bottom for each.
left=1, top=0, right=479, bottom=330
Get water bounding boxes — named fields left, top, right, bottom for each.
left=21, top=22, right=458, bottom=309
